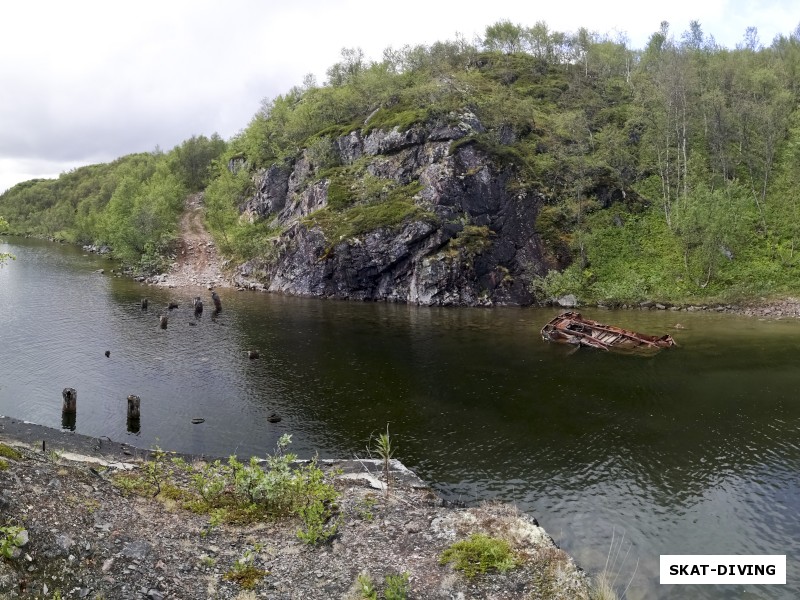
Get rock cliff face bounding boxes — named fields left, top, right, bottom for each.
left=234, top=112, right=551, bottom=306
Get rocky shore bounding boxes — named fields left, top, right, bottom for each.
left=550, top=294, right=800, bottom=319
left=0, top=417, right=593, bottom=600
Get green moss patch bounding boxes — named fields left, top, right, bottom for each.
left=364, top=106, right=428, bottom=135
left=440, top=533, right=518, bottom=578
left=305, top=177, right=431, bottom=245
left=448, top=225, right=495, bottom=257
left=223, top=564, right=269, bottom=590
left=307, top=199, right=427, bottom=243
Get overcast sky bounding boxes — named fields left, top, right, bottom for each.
left=1, top=0, right=797, bottom=194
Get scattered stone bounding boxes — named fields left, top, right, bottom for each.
left=122, top=540, right=152, bottom=561
left=405, top=520, right=426, bottom=534
left=55, top=533, right=74, bottom=554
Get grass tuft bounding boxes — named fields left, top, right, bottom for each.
left=0, top=443, right=22, bottom=461
left=440, top=533, right=518, bottom=578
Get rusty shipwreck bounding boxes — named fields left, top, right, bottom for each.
left=541, top=311, right=677, bottom=354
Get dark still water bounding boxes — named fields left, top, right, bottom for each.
left=2, top=237, right=799, bottom=599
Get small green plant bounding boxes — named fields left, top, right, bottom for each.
left=199, top=554, right=217, bottom=568
left=223, top=546, right=268, bottom=590
left=0, top=525, right=27, bottom=559
left=296, top=459, right=340, bottom=545
left=0, top=459, right=7, bottom=471
left=384, top=571, right=410, bottom=600
left=357, top=572, right=378, bottom=599
left=143, top=446, right=168, bottom=496
left=296, top=496, right=339, bottom=545
left=111, top=472, right=141, bottom=496
left=355, top=495, right=377, bottom=521
left=200, top=509, right=225, bottom=538
left=367, top=424, right=395, bottom=493
left=439, top=533, right=518, bottom=578
left=355, top=571, right=410, bottom=600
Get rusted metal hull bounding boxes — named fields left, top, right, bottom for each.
left=541, top=311, right=677, bottom=354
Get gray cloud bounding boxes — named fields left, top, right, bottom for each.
left=1, top=0, right=796, bottom=194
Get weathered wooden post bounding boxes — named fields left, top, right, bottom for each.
left=159, top=315, right=168, bottom=329
left=127, top=394, right=141, bottom=434
left=127, top=395, right=141, bottom=419
left=211, top=291, right=222, bottom=313
left=61, top=387, right=77, bottom=430
left=141, top=298, right=149, bottom=310
left=62, top=387, right=77, bottom=413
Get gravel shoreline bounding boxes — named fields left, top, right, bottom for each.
left=0, top=417, right=592, bottom=600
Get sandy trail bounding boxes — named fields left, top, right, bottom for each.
left=162, top=192, right=229, bottom=288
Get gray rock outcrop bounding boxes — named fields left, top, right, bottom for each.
left=233, top=112, right=552, bottom=306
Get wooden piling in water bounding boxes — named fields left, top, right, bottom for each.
left=127, top=395, right=141, bottom=419
left=62, top=387, right=77, bottom=414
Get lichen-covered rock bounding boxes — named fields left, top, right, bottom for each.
left=233, top=117, right=551, bottom=306
left=243, top=162, right=292, bottom=218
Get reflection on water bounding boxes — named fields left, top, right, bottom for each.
left=2, top=237, right=799, bottom=599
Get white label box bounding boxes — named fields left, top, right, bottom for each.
left=660, top=555, right=786, bottom=585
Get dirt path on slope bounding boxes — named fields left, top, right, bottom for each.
left=162, top=192, right=230, bottom=289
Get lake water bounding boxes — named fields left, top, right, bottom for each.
left=1, top=237, right=798, bottom=599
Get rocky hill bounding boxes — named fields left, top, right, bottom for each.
left=4, top=22, right=800, bottom=306
left=231, top=112, right=550, bottom=306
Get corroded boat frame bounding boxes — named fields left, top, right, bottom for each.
left=541, top=311, right=677, bottom=354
